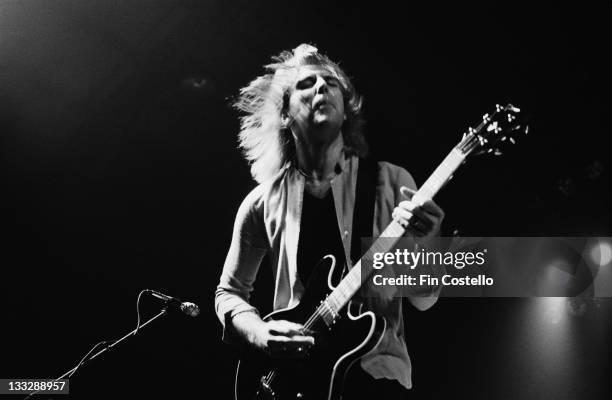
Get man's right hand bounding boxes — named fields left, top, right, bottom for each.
left=253, top=320, right=315, bottom=357
left=233, top=311, right=315, bottom=358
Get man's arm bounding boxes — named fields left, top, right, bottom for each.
left=215, top=189, right=314, bottom=355
left=214, top=189, right=267, bottom=342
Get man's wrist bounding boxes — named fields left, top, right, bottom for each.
left=231, top=308, right=260, bottom=320
left=231, top=309, right=265, bottom=345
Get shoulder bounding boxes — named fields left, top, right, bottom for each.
left=237, top=180, right=269, bottom=219
left=376, top=160, right=417, bottom=190
left=236, top=166, right=289, bottom=219
left=238, top=184, right=264, bottom=213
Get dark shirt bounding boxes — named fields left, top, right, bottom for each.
left=297, top=190, right=347, bottom=288
left=296, top=189, right=408, bottom=397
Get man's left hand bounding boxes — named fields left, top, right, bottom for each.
left=392, top=186, right=445, bottom=246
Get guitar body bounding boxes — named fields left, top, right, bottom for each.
left=235, top=257, right=386, bottom=400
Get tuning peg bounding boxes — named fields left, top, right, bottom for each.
left=486, top=121, right=499, bottom=132
left=525, top=125, right=529, bottom=135
left=494, top=149, right=503, bottom=156
left=509, top=137, right=516, bottom=144
left=506, top=104, right=521, bottom=113
left=501, top=136, right=507, bottom=141
left=496, top=104, right=502, bottom=112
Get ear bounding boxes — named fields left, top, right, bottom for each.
left=281, top=92, right=292, bottom=128
left=281, top=113, right=290, bottom=129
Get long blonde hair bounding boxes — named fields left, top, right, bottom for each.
left=233, top=44, right=367, bottom=183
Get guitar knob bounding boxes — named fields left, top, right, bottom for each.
left=296, top=393, right=303, bottom=399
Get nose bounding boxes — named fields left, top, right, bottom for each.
left=314, top=75, right=329, bottom=94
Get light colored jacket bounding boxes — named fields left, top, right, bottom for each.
left=215, top=155, right=439, bottom=389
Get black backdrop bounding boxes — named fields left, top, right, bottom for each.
left=2, top=1, right=610, bottom=399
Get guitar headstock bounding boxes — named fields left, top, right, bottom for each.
left=457, top=104, right=528, bottom=157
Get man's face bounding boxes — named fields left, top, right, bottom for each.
left=285, top=64, right=345, bottom=143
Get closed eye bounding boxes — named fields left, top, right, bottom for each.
left=296, top=77, right=316, bottom=90
left=325, top=77, right=340, bottom=87
left=295, top=75, right=340, bottom=90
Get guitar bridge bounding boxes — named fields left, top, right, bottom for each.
left=259, top=376, right=276, bottom=399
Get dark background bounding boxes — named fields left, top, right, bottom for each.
left=1, top=1, right=610, bottom=399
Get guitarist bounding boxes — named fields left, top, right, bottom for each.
left=215, top=44, right=445, bottom=398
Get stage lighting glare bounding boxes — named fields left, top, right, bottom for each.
left=542, top=297, right=567, bottom=325
left=589, top=241, right=612, bottom=267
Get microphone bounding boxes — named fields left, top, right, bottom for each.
left=147, top=290, right=200, bottom=317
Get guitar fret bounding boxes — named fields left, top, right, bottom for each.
left=328, top=293, right=340, bottom=311
left=418, top=150, right=464, bottom=202
left=340, top=285, right=349, bottom=303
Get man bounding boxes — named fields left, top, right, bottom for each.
left=215, top=44, right=445, bottom=398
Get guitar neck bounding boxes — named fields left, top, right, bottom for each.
left=323, top=147, right=466, bottom=315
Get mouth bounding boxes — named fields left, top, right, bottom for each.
left=313, top=99, right=330, bottom=110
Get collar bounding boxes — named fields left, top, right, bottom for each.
left=288, top=148, right=349, bottom=178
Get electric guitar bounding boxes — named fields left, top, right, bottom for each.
left=235, top=104, right=527, bottom=400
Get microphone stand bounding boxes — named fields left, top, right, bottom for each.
left=25, top=307, right=169, bottom=399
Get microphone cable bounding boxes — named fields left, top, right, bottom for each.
left=25, top=289, right=158, bottom=399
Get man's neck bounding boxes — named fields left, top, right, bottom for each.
left=295, top=132, right=344, bottom=181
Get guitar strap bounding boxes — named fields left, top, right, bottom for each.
left=350, top=157, right=378, bottom=267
